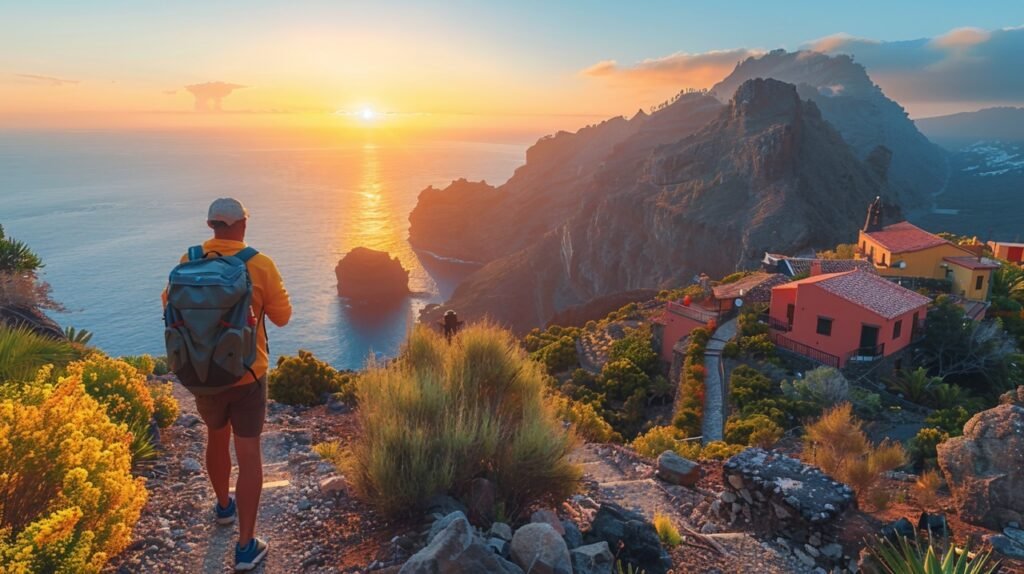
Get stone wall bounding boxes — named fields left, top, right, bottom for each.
left=714, top=448, right=858, bottom=572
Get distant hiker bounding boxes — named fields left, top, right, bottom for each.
left=162, top=197, right=291, bottom=571
left=442, top=309, right=463, bottom=341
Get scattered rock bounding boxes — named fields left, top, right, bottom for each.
left=425, top=495, right=468, bottom=519
left=938, top=403, right=1024, bottom=529
left=655, top=450, right=700, bottom=487
left=585, top=503, right=672, bottom=574
left=490, top=522, right=513, bottom=542
left=319, top=475, right=347, bottom=495
left=986, top=534, right=1024, bottom=560
left=428, top=511, right=467, bottom=545
left=561, top=519, right=583, bottom=550
left=180, top=457, right=202, bottom=474
left=917, top=512, right=951, bottom=538
left=531, top=509, right=566, bottom=535
left=177, top=413, right=202, bottom=427
left=880, top=517, right=915, bottom=543
left=569, top=541, right=614, bottom=574
left=510, top=523, right=572, bottom=574
left=400, top=513, right=523, bottom=574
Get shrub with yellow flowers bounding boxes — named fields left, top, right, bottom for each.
left=0, top=366, right=148, bottom=572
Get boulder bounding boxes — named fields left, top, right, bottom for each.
left=562, top=519, right=584, bottom=549
left=937, top=404, right=1024, bottom=529
left=531, top=508, right=565, bottom=535
left=986, top=534, right=1024, bottom=560
left=428, top=511, right=467, bottom=545
left=655, top=450, right=700, bottom=486
left=880, top=517, right=915, bottom=543
left=510, top=523, right=572, bottom=574
left=917, top=512, right=951, bottom=538
left=570, top=542, right=614, bottom=574
left=585, top=503, right=672, bottom=574
left=490, top=522, right=514, bottom=541
left=335, top=247, right=410, bottom=301
left=318, top=475, right=347, bottom=495
left=400, top=513, right=523, bottom=574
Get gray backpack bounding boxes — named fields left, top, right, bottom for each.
left=164, top=246, right=261, bottom=394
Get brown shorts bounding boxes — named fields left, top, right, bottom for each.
left=194, top=376, right=267, bottom=438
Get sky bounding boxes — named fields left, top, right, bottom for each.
left=1, top=0, right=1022, bottom=136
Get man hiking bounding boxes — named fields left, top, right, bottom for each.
left=162, top=197, right=291, bottom=571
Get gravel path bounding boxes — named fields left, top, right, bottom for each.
left=105, top=386, right=398, bottom=574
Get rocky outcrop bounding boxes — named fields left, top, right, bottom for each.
left=401, top=512, right=523, bottom=574
left=655, top=450, right=700, bottom=487
left=937, top=403, right=1024, bottom=529
left=717, top=448, right=857, bottom=572
left=0, top=304, right=66, bottom=340
left=510, top=523, right=571, bottom=574
left=335, top=247, right=409, bottom=301
left=710, top=49, right=947, bottom=208
left=421, top=78, right=888, bottom=333
left=585, top=503, right=672, bottom=574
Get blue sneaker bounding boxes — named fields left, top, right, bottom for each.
left=235, top=537, right=268, bottom=571
left=215, top=497, right=236, bottom=525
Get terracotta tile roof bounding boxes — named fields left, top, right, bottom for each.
left=782, top=258, right=877, bottom=277
left=792, top=270, right=932, bottom=320
left=862, top=221, right=949, bottom=254
left=943, top=256, right=1000, bottom=270
left=712, top=272, right=789, bottom=302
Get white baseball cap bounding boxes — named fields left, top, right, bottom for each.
left=207, top=197, right=249, bottom=225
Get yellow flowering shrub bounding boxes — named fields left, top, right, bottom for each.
left=66, top=356, right=155, bottom=430
left=0, top=368, right=148, bottom=573
left=148, top=381, right=179, bottom=428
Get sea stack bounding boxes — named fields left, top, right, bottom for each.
left=335, top=247, right=410, bottom=301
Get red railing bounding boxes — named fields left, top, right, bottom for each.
left=847, top=343, right=886, bottom=363
left=770, top=332, right=840, bottom=369
left=760, top=313, right=792, bottom=333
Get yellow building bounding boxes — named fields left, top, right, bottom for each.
left=855, top=199, right=996, bottom=301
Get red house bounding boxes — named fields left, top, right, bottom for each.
left=767, top=270, right=930, bottom=368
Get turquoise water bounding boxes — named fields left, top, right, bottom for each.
left=0, top=130, right=524, bottom=370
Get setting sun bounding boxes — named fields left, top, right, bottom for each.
left=360, top=107, right=377, bottom=121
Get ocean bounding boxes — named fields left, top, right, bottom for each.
left=0, top=130, right=525, bottom=370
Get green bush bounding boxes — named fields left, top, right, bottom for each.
left=0, top=368, right=148, bottom=572
left=552, top=393, right=621, bottom=443
left=725, top=414, right=783, bottom=447
left=925, top=406, right=972, bottom=436
left=701, top=441, right=745, bottom=460
left=631, top=425, right=700, bottom=459
left=0, top=224, right=43, bottom=273
left=738, top=334, right=775, bottom=358
left=349, top=324, right=580, bottom=518
left=909, top=427, right=949, bottom=470
left=781, top=366, right=849, bottom=410
left=729, top=365, right=773, bottom=410
left=609, top=325, right=658, bottom=374
left=269, top=350, right=355, bottom=406
left=119, top=354, right=155, bottom=376
left=601, top=359, right=650, bottom=401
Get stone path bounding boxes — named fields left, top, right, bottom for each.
left=702, top=317, right=737, bottom=444
left=573, top=443, right=814, bottom=573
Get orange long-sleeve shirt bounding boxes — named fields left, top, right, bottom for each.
left=163, top=238, right=292, bottom=385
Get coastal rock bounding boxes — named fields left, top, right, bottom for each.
left=570, top=542, right=614, bottom=574
left=335, top=247, right=409, bottom=301
left=510, top=523, right=571, bottom=574
left=937, top=403, right=1024, bottom=529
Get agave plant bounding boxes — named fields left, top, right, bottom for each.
left=64, top=325, right=94, bottom=345
left=0, top=325, right=75, bottom=381
left=887, top=368, right=943, bottom=406
left=870, top=534, right=998, bottom=574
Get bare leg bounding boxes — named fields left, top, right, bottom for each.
left=206, top=423, right=233, bottom=508
left=233, top=434, right=263, bottom=546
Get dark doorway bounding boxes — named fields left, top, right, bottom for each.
left=859, top=325, right=880, bottom=356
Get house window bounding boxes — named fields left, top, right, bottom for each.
left=976, top=275, right=984, bottom=290
left=816, top=317, right=833, bottom=336
left=893, top=320, right=903, bottom=339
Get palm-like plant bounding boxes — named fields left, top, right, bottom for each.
left=870, top=535, right=998, bottom=574
left=887, top=368, right=944, bottom=406
left=0, top=325, right=75, bottom=381
left=991, top=263, right=1024, bottom=301
left=64, top=325, right=94, bottom=345
left=0, top=224, right=44, bottom=273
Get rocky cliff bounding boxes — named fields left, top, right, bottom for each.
left=422, top=79, right=888, bottom=332
left=335, top=247, right=410, bottom=301
left=408, top=93, right=723, bottom=263
left=710, top=49, right=947, bottom=208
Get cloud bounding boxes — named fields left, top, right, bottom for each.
left=580, top=49, right=765, bottom=90
left=580, top=25, right=1024, bottom=113
left=16, top=73, right=79, bottom=86
left=185, top=81, right=246, bottom=111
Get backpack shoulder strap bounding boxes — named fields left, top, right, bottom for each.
left=187, top=245, right=204, bottom=261
left=235, top=247, right=259, bottom=263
